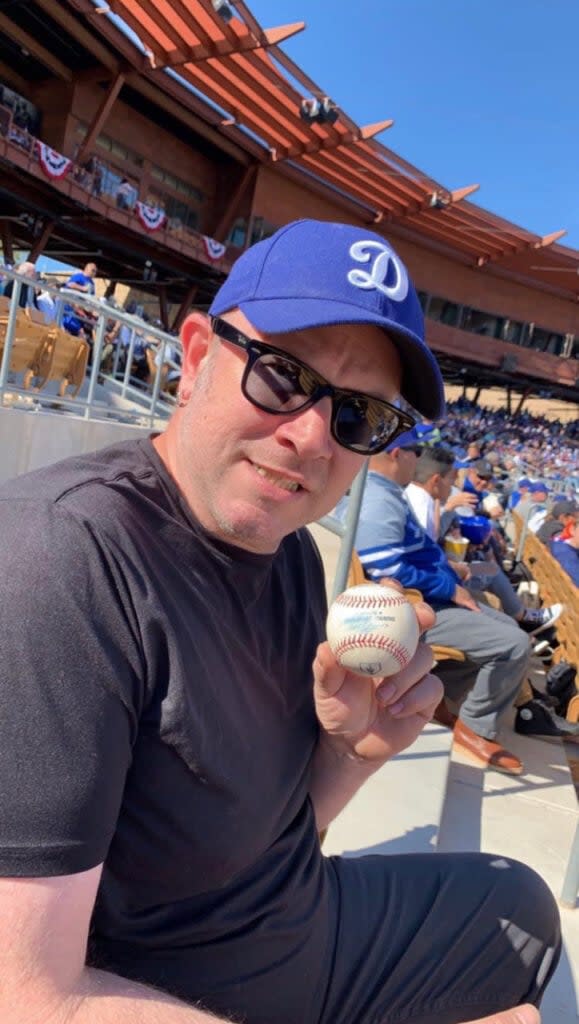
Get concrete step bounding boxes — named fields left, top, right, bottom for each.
left=322, top=722, right=454, bottom=857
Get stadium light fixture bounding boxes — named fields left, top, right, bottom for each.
left=299, top=97, right=339, bottom=126
left=212, top=0, right=235, bottom=22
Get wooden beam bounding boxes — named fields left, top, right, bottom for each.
left=450, top=184, right=480, bottom=204
left=76, top=72, right=126, bottom=165
left=0, top=220, right=14, bottom=265
left=0, top=59, right=29, bottom=96
left=270, top=119, right=393, bottom=162
left=158, top=22, right=306, bottom=67
left=33, top=0, right=118, bottom=71
left=158, top=284, right=169, bottom=330
left=123, top=72, right=252, bottom=165
left=171, top=283, right=198, bottom=333
left=28, top=219, right=57, bottom=262
left=535, top=230, right=567, bottom=249
left=0, top=13, right=72, bottom=81
left=210, top=163, right=258, bottom=242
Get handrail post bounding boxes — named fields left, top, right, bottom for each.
left=83, top=311, right=107, bottom=419
left=148, top=340, right=166, bottom=427
left=330, top=461, right=369, bottom=601
left=0, top=278, right=23, bottom=401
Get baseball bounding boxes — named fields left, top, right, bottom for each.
left=326, top=583, right=420, bottom=677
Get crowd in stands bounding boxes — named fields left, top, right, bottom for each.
left=338, top=423, right=578, bottom=769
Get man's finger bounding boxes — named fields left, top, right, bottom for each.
left=376, top=642, right=435, bottom=705
left=383, top=672, right=444, bottom=718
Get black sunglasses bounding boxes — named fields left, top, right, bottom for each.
left=210, top=317, right=415, bottom=455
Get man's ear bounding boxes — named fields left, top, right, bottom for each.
left=179, top=313, right=212, bottom=390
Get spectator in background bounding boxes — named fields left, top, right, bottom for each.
left=115, top=178, right=136, bottom=211
left=61, top=262, right=97, bottom=343
left=527, top=482, right=551, bottom=534
left=508, top=478, right=532, bottom=511
left=406, top=446, right=562, bottom=637
left=460, top=458, right=495, bottom=510
left=551, top=520, right=579, bottom=587
left=537, top=500, right=578, bottom=544
left=35, top=281, right=57, bottom=323
left=2, top=260, right=38, bottom=309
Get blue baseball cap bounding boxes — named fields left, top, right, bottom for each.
left=518, top=477, right=531, bottom=488
left=385, top=426, right=422, bottom=452
left=530, top=481, right=549, bottom=494
left=209, top=219, right=445, bottom=419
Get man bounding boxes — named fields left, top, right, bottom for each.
left=61, top=260, right=98, bottom=340
left=551, top=519, right=579, bottom=586
left=406, top=446, right=563, bottom=636
left=507, top=477, right=532, bottom=511
left=526, top=482, right=550, bottom=534
left=2, top=259, right=38, bottom=309
left=342, top=436, right=541, bottom=776
left=537, top=499, right=578, bottom=545
left=0, top=220, right=559, bottom=1024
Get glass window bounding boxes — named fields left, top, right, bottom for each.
left=501, top=319, right=525, bottom=345
left=462, top=307, right=503, bottom=338
left=531, top=327, right=565, bottom=355
left=228, top=218, right=247, bottom=248
left=250, top=217, right=278, bottom=246
left=428, top=296, right=460, bottom=326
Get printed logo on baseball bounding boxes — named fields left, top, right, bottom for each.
left=326, top=583, right=420, bottom=677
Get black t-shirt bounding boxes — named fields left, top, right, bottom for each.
left=0, top=438, right=336, bottom=1023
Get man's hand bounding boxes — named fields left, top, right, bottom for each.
left=461, top=1007, right=539, bottom=1024
left=313, top=598, right=442, bottom=765
left=453, top=584, right=481, bottom=611
left=445, top=491, right=479, bottom=511
left=454, top=561, right=472, bottom=582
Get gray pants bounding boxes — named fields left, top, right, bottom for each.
left=468, top=565, right=523, bottom=620
left=425, top=602, right=530, bottom=739
left=324, top=851, right=561, bottom=1024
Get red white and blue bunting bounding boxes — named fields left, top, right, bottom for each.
left=36, top=142, right=73, bottom=180
left=136, top=201, right=167, bottom=233
left=202, top=235, right=227, bottom=262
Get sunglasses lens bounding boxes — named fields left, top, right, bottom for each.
left=246, top=353, right=315, bottom=412
left=334, top=396, right=400, bottom=454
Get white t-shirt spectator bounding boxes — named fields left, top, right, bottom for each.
left=405, top=482, right=437, bottom=541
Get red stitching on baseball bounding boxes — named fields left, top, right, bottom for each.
left=333, top=633, right=410, bottom=667
left=336, top=592, right=405, bottom=610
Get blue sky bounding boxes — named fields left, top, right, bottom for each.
left=248, top=0, right=579, bottom=251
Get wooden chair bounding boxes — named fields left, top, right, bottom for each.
left=520, top=529, right=579, bottom=721
left=0, top=306, right=56, bottom=389
left=39, top=328, right=89, bottom=398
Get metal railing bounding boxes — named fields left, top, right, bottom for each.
left=0, top=266, right=182, bottom=427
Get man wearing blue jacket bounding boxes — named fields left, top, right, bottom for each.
left=340, top=432, right=531, bottom=776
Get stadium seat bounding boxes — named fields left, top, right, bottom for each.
left=0, top=305, right=56, bottom=388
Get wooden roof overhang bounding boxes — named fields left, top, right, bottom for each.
left=56, top=0, right=579, bottom=305
left=0, top=0, right=578, bottom=325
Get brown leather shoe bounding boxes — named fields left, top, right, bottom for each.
left=432, top=698, right=458, bottom=730
left=453, top=719, right=524, bottom=776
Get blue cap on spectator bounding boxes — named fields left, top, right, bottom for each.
left=530, top=481, right=549, bottom=494
left=385, top=426, right=422, bottom=452
left=209, top=219, right=445, bottom=420
left=518, top=477, right=531, bottom=488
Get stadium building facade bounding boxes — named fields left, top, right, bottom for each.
left=0, top=0, right=577, bottom=406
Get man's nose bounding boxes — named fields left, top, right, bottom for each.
left=275, top=396, right=334, bottom=458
